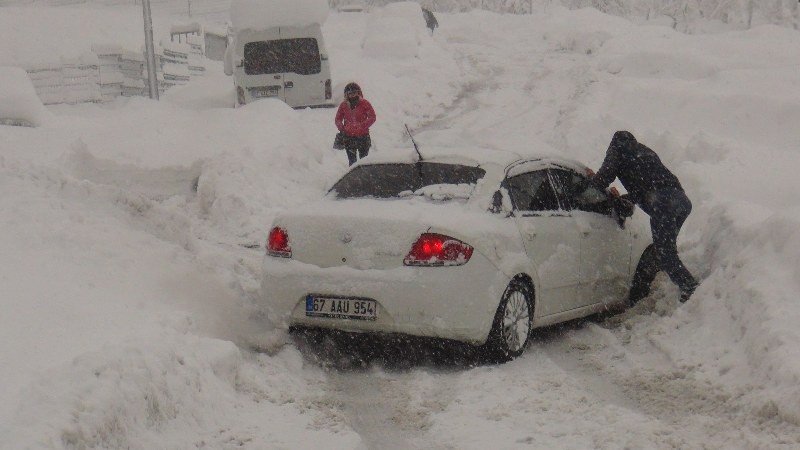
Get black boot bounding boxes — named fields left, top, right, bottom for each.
left=680, top=282, right=698, bottom=303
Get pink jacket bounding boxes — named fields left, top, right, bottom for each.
left=335, top=98, right=376, bottom=137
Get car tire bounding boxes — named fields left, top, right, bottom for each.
left=482, top=279, right=534, bottom=363
left=629, top=244, right=659, bottom=306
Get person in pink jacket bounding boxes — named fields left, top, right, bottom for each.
left=335, top=82, right=376, bottom=165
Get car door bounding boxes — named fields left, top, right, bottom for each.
left=506, top=169, right=582, bottom=316
left=550, top=169, right=632, bottom=307
left=278, top=25, right=328, bottom=108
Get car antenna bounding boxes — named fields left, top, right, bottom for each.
left=405, top=124, right=424, bottom=162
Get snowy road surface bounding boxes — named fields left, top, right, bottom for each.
left=2, top=5, right=800, bottom=449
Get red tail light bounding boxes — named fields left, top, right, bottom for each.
left=267, top=227, right=291, bottom=258
left=403, top=233, right=473, bottom=267
left=324, top=79, right=332, bottom=100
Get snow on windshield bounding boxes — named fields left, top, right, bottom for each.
left=408, top=183, right=475, bottom=201
left=230, top=0, right=329, bottom=30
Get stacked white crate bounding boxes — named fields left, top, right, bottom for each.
left=92, top=45, right=124, bottom=102
left=26, top=63, right=64, bottom=105
left=156, top=41, right=190, bottom=93
left=186, top=34, right=206, bottom=77
left=203, top=24, right=229, bottom=62
left=60, top=54, right=101, bottom=104
left=120, top=51, right=145, bottom=97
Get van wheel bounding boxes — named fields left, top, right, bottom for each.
left=482, top=279, right=534, bottom=363
left=629, top=245, right=659, bottom=306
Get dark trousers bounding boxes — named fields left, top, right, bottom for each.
left=344, top=135, right=371, bottom=166
left=648, top=189, right=698, bottom=294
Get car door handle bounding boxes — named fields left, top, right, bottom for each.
left=526, top=231, right=537, bottom=240
left=284, top=81, right=294, bottom=88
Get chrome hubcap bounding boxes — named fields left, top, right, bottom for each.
left=502, top=290, right=530, bottom=353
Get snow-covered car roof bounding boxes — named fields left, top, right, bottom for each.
left=354, top=145, right=589, bottom=177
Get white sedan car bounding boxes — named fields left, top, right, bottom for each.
left=261, top=148, right=653, bottom=361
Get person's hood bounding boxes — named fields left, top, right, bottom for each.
left=610, top=130, right=637, bottom=152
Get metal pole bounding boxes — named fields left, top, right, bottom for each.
left=142, top=0, right=159, bottom=100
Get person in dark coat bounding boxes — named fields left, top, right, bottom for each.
left=421, top=7, right=439, bottom=34
left=334, top=82, right=376, bottom=166
left=583, top=131, right=699, bottom=302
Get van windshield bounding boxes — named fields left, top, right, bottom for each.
left=244, top=38, right=322, bottom=75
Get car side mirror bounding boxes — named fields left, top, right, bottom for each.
left=235, top=59, right=244, bottom=68
left=490, top=190, right=503, bottom=213
left=489, top=189, right=513, bottom=216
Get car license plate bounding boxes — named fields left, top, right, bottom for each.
left=252, top=86, right=279, bottom=98
left=305, top=295, right=377, bottom=321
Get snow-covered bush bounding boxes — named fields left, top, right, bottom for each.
left=0, top=66, right=50, bottom=127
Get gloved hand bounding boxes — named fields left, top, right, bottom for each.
left=613, top=196, right=635, bottom=218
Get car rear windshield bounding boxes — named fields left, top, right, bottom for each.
left=244, top=38, right=321, bottom=75
left=330, top=163, right=486, bottom=199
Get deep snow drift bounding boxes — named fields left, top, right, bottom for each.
left=1, top=3, right=800, bottom=449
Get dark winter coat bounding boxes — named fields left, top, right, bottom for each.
left=335, top=98, right=376, bottom=137
left=589, top=131, right=683, bottom=215
left=422, top=8, right=439, bottom=32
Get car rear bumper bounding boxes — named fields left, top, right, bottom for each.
left=260, top=253, right=509, bottom=345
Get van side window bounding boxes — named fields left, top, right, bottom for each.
left=244, top=39, right=322, bottom=75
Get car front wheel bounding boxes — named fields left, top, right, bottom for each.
left=482, top=279, right=534, bottom=363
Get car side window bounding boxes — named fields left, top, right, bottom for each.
left=550, top=169, right=612, bottom=216
left=547, top=169, right=576, bottom=211
left=505, top=170, right=560, bottom=212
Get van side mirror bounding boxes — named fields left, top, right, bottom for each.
left=235, top=59, right=244, bottom=68
left=320, top=54, right=328, bottom=61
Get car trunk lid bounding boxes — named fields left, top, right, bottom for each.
left=277, top=212, right=425, bottom=270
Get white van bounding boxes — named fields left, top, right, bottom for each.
left=225, top=24, right=334, bottom=108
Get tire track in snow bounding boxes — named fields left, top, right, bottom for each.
left=539, top=302, right=800, bottom=449
left=291, top=332, right=468, bottom=450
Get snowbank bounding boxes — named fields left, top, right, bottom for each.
left=230, top=0, right=329, bottom=30
left=363, top=1, right=429, bottom=59
left=0, top=66, right=50, bottom=126
left=3, top=334, right=362, bottom=449
left=0, top=6, right=171, bottom=68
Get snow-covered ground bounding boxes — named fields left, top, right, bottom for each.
left=2, top=3, right=800, bottom=449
